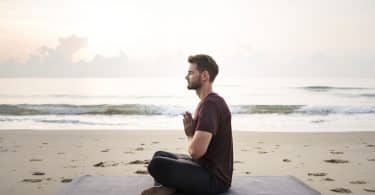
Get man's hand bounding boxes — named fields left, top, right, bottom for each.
left=182, top=111, right=194, bottom=137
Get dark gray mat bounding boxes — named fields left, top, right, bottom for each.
left=55, top=175, right=321, bottom=195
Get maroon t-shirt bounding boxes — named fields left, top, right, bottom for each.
left=192, top=92, right=233, bottom=188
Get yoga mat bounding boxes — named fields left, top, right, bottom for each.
left=55, top=175, right=321, bottom=195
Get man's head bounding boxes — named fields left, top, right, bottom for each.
left=185, top=54, right=219, bottom=90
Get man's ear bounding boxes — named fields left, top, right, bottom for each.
left=202, top=70, right=210, bottom=82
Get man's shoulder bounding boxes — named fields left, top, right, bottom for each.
left=204, top=93, right=230, bottom=111
left=206, top=93, right=226, bottom=104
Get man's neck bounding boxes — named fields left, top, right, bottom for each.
left=196, top=83, right=213, bottom=100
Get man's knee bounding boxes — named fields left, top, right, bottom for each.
left=152, top=150, right=167, bottom=159
left=147, top=157, right=166, bottom=177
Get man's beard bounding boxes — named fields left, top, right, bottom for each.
left=187, top=79, right=202, bottom=90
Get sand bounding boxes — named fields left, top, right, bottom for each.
left=0, top=130, right=374, bottom=195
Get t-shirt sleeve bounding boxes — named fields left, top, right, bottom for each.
left=195, top=100, right=219, bottom=135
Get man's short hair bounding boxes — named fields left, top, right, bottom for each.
left=188, top=54, right=219, bottom=83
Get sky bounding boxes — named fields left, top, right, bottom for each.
left=0, top=0, right=374, bottom=78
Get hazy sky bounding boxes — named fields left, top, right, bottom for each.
left=0, top=0, right=374, bottom=78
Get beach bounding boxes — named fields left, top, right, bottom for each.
left=0, top=130, right=374, bottom=195
left=2, top=1, right=375, bottom=194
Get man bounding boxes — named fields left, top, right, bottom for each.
left=141, top=54, right=233, bottom=195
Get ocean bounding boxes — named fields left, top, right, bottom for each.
left=0, top=77, right=374, bottom=132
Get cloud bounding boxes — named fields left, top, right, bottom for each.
left=1, top=35, right=374, bottom=78
left=0, top=35, right=131, bottom=77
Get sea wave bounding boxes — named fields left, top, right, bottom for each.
left=34, top=119, right=128, bottom=126
left=0, top=117, right=128, bottom=126
left=0, top=104, right=374, bottom=116
left=360, top=93, right=375, bottom=97
left=0, top=104, right=175, bottom=116
left=0, top=94, right=177, bottom=99
left=301, top=86, right=369, bottom=92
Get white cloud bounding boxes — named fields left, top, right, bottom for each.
left=0, top=35, right=131, bottom=77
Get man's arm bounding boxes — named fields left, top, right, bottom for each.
left=187, top=130, right=213, bottom=160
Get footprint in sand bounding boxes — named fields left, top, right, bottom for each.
left=330, top=151, right=344, bottom=155
left=151, top=141, right=159, bottom=144
left=349, top=180, right=367, bottom=184
left=61, top=178, right=72, bottom=183
left=364, top=188, right=375, bottom=192
left=282, top=158, right=292, bottom=163
left=308, top=172, right=327, bottom=176
left=257, top=151, right=268, bottom=154
left=322, top=177, right=335, bottom=181
left=324, top=159, right=349, bottom=163
left=64, top=165, right=78, bottom=168
left=100, top=149, right=110, bottom=152
left=32, top=171, right=45, bottom=176
left=93, top=161, right=120, bottom=167
left=135, top=147, right=144, bottom=151
left=330, top=187, right=352, bottom=193
left=22, top=178, right=42, bottom=183
left=135, top=170, right=148, bottom=175
left=29, top=158, right=43, bottom=162
left=127, top=160, right=150, bottom=165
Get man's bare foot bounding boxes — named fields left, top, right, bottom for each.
left=141, top=186, right=176, bottom=195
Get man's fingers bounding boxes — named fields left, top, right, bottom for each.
left=182, top=111, right=192, bottom=118
left=186, top=113, right=192, bottom=119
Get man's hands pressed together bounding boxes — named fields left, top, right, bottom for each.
left=182, top=111, right=194, bottom=137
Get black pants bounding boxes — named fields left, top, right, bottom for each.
left=147, top=150, right=229, bottom=195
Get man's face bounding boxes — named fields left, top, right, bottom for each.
left=185, top=63, right=202, bottom=90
